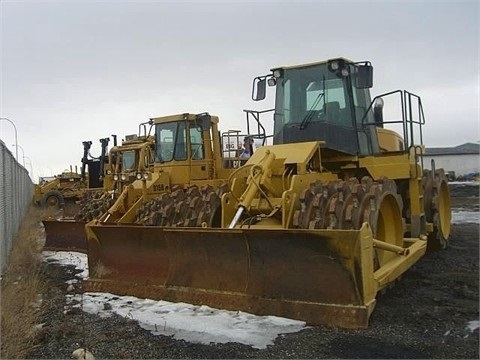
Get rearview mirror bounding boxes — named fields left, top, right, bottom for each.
left=357, top=64, right=373, bottom=89
left=252, top=76, right=267, bottom=101
left=195, top=112, right=211, bottom=130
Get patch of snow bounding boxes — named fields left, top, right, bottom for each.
left=43, top=251, right=88, bottom=279
left=73, top=292, right=305, bottom=349
left=42, top=251, right=306, bottom=349
left=451, top=211, right=480, bottom=224
left=466, top=320, right=479, bottom=332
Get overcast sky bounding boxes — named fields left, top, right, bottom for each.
left=1, top=0, right=479, bottom=181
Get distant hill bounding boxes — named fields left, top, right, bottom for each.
left=425, top=142, right=480, bottom=156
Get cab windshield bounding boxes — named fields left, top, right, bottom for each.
left=274, top=65, right=354, bottom=131
left=273, top=62, right=375, bottom=155
left=121, top=150, right=136, bottom=171
left=155, top=121, right=187, bottom=162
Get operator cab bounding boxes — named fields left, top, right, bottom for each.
left=254, top=58, right=380, bottom=156
left=154, top=113, right=209, bottom=163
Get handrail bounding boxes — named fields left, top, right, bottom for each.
left=363, top=89, right=425, bottom=151
left=243, top=109, right=273, bottom=146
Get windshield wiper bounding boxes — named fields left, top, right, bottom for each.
left=299, top=92, right=325, bottom=130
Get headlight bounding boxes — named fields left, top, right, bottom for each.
left=113, top=174, right=119, bottom=181
left=121, top=174, right=127, bottom=181
left=330, top=61, right=339, bottom=71
left=106, top=169, right=112, bottom=175
left=273, top=69, right=282, bottom=78
left=136, top=173, right=142, bottom=180
left=267, top=78, right=276, bottom=86
left=143, top=172, right=149, bottom=180
left=341, top=67, right=350, bottom=77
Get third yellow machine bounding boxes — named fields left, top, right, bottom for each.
left=84, top=58, right=451, bottom=328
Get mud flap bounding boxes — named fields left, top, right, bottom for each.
left=84, top=222, right=378, bottom=328
left=42, top=220, right=87, bottom=252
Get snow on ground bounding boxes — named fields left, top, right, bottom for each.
left=466, top=320, right=480, bottom=333
left=42, top=251, right=306, bottom=349
left=450, top=181, right=479, bottom=224
left=70, top=292, right=305, bottom=349
left=452, top=210, right=480, bottom=224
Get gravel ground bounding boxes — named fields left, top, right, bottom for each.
left=28, top=184, right=479, bottom=359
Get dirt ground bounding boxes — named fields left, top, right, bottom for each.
left=27, top=183, right=479, bottom=359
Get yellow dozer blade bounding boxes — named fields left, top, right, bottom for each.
left=42, top=219, right=87, bottom=252
left=84, top=221, right=426, bottom=328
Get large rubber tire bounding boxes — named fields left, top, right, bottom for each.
left=40, top=190, right=65, bottom=209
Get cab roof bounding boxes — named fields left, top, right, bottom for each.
left=270, top=57, right=354, bottom=71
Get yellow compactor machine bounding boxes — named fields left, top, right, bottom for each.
left=84, top=58, right=451, bottom=328
left=45, top=113, right=256, bottom=251
left=96, top=112, right=255, bottom=226
left=42, top=125, right=155, bottom=251
left=34, top=137, right=111, bottom=214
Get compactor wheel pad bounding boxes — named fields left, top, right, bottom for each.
left=135, top=183, right=229, bottom=227
left=293, top=180, right=338, bottom=229
left=294, top=176, right=404, bottom=268
left=75, top=191, right=114, bottom=221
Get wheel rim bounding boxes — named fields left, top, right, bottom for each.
left=47, top=196, right=59, bottom=208
left=437, top=180, right=451, bottom=240
left=375, top=192, right=404, bottom=266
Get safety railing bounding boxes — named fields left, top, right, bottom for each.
left=365, top=89, right=426, bottom=151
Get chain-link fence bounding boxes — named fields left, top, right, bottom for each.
left=0, top=140, right=34, bottom=276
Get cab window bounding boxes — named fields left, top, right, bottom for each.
left=189, top=125, right=204, bottom=160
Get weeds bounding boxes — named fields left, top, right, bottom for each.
left=1, top=206, right=45, bottom=359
